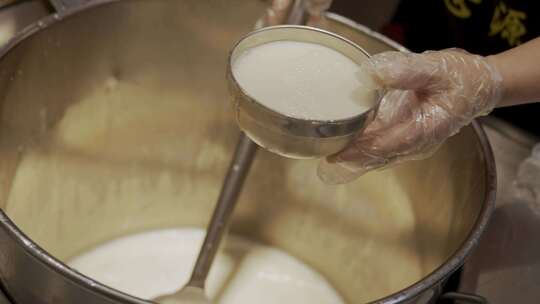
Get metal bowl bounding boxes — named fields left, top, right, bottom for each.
left=227, top=25, right=380, bottom=159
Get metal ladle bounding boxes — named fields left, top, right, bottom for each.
left=153, top=2, right=309, bottom=303
left=152, top=134, right=257, bottom=304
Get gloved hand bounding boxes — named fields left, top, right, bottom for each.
left=259, top=0, right=332, bottom=27
left=318, top=49, right=504, bottom=184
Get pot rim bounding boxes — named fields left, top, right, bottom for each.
left=0, top=3, right=496, bottom=304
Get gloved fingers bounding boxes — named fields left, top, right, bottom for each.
left=305, top=0, right=332, bottom=15
left=306, top=13, right=329, bottom=28
left=260, top=0, right=333, bottom=28
left=364, top=90, right=420, bottom=133
left=369, top=51, right=443, bottom=91
left=305, top=0, right=332, bottom=27
left=338, top=100, right=455, bottom=162
left=317, top=157, right=368, bottom=185
left=331, top=90, right=419, bottom=162
left=317, top=90, right=417, bottom=184
left=263, top=0, right=294, bottom=26
left=319, top=94, right=458, bottom=184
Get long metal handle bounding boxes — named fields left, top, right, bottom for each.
left=47, top=0, right=87, bottom=13
left=440, top=292, right=488, bottom=304
left=188, top=133, right=257, bottom=288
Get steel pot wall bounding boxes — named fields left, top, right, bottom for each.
left=0, top=1, right=495, bottom=303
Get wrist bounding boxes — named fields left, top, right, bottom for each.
left=486, top=54, right=510, bottom=107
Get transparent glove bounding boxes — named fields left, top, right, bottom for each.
left=257, top=0, right=332, bottom=27
left=319, top=49, right=504, bottom=184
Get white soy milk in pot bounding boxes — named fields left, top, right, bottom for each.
left=68, top=229, right=345, bottom=304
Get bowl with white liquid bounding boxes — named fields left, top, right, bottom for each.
left=228, top=25, right=381, bottom=159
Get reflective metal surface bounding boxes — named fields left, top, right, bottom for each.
left=459, top=118, right=540, bottom=304
left=228, top=25, right=378, bottom=158
left=0, top=1, right=494, bottom=303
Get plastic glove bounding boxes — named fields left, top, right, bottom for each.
left=318, top=49, right=504, bottom=184
left=259, top=0, right=332, bottom=27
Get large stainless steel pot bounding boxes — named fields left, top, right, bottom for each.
left=0, top=1, right=495, bottom=303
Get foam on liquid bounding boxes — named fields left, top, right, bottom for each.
left=232, top=41, right=378, bottom=120
left=68, top=228, right=345, bottom=304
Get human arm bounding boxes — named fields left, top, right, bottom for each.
left=488, top=37, right=540, bottom=107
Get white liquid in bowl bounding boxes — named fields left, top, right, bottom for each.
left=232, top=40, right=378, bottom=121
left=68, top=228, right=345, bottom=304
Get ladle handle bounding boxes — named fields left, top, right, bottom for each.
left=47, top=0, right=87, bottom=13
left=188, top=133, right=257, bottom=288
